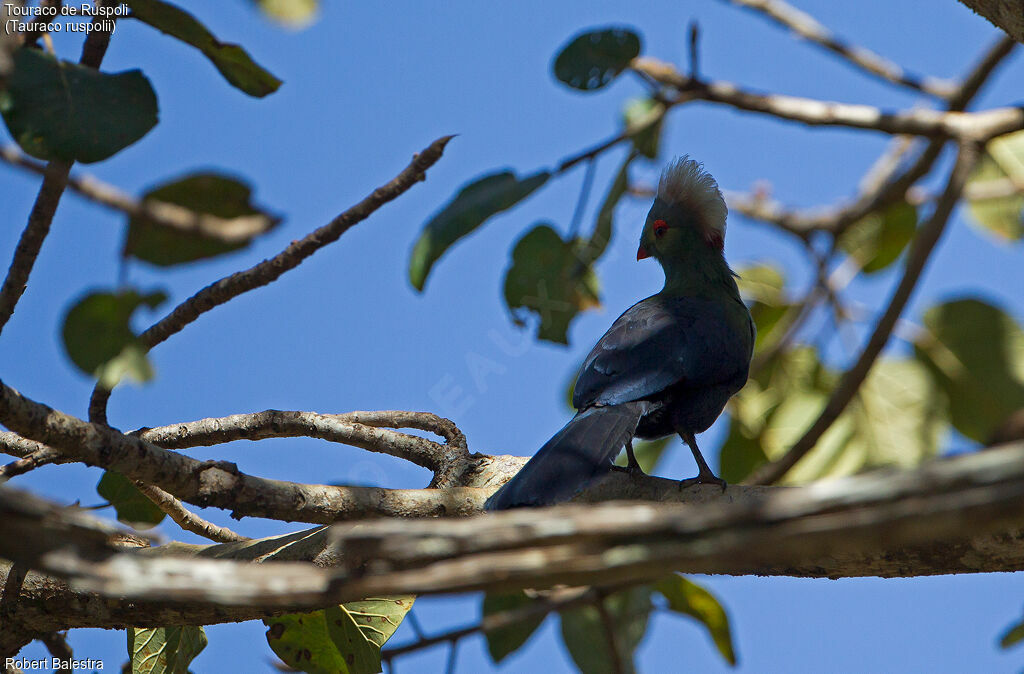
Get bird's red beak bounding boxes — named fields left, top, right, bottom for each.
left=636, top=245, right=651, bottom=261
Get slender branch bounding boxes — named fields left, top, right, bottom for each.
left=596, top=592, right=627, bottom=674
left=0, top=145, right=280, bottom=243
left=557, top=131, right=630, bottom=173
left=135, top=483, right=249, bottom=543
left=746, top=142, right=980, bottom=485
left=88, top=135, right=453, bottom=424
left=724, top=0, right=955, bottom=98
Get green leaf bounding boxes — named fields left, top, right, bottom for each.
left=915, top=298, right=1024, bottom=443
left=250, top=0, right=319, bottom=28
left=266, top=611, right=352, bottom=674
left=123, top=172, right=280, bottom=266
left=61, top=289, right=168, bottom=388
left=735, top=263, right=794, bottom=351
left=553, top=27, right=641, bottom=91
left=965, top=130, right=1024, bottom=242
left=324, top=605, right=384, bottom=674
left=341, top=596, right=414, bottom=649
left=127, top=626, right=207, bottom=674
left=838, top=201, right=918, bottom=274
left=126, top=0, right=282, bottom=97
left=655, top=575, right=736, bottom=666
left=482, top=591, right=545, bottom=663
left=622, top=98, right=665, bottom=159
left=409, top=170, right=549, bottom=291
left=718, top=420, right=768, bottom=483
left=560, top=587, right=652, bottom=674
left=1000, top=615, right=1024, bottom=649
left=97, top=470, right=166, bottom=527
left=614, top=437, right=672, bottom=473
left=0, top=48, right=157, bottom=163
left=503, top=224, right=601, bottom=344
left=582, top=154, right=631, bottom=264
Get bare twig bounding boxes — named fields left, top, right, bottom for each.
left=724, top=0, right=955, bottom=98
left=88, top=136, right=454, bottom=424
left=135, top=483, right=249, bottom=543
left=746, top=142, right=981, bottom=485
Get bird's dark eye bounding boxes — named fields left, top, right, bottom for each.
left=653, top=219, right=668, bottom=237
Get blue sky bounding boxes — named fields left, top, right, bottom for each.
left=2, top=0, right=1023, bottom=671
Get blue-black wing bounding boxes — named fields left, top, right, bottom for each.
left=572, top=295, right=751, bottom=409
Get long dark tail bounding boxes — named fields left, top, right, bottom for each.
left=484, top=402, right=646, bottom=510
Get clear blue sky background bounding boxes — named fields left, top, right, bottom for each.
left=2, top=0, right=1023, bottom=672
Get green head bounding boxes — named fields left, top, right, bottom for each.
left=636, top=157, right=729, bottom=280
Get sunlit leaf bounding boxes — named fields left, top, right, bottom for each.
left=622, top=97, right=664, bottom=159
left=97, top=470, right=165, bottom=527
left=409, top=170, right=550, bottom=291
left=915, top=298, right=1024, bottom=443
left=482, top=591, right=545, bottom=663
left=553, top=27, right=641, bottom=91
left=266, top=611, right=350, bottom=674
left=655, top=574, right=736, bottom=666
left=503, top=223, right=601, bottom=344
left=61, top=289, right=167, bottom=388
left=838, top=201, right=917, bottom=274
left=965, top=130, right=1024, bottom=242
left=127, top=626, right=207, bottom=674
left=735, top=263, right=794, bottom=351
left=341, top=596, right=414, bottom=649
left=126, top=0, right=282, bottom=97
left=0, top=48, right=157, bottom=163
left=250, top=0, right=319, bottom=28
left=123, top=172, right=280, bottom=266
left=560, top=587, right=652, bottom=674
left=324, top=605, right=383, bottom=674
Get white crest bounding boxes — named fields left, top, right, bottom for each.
left=657, top=156, right=727, bottom=236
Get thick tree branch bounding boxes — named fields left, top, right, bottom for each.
left=88, top=135, right=454, bottom=424
left=746, top=142, right=979, bottom=485
left=957, top=0, right=1024, bottom=43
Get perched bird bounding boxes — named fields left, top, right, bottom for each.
left=485, top=157, right=754, bottom=510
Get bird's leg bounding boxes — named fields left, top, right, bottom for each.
left=677, top=431, right=726, bottom=492
left=610, top=438, right=646, bottom=476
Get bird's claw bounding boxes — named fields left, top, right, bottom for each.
left=678, top=471, right=727, bottom=493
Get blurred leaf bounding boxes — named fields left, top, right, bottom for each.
left=340, top=596, right=414, bottom=649
left=838, top=201, right=917, bottom=274
left=409, top=170, right=550, bottom=291
left=123, top=172, right=280, bottom=266
left=735, top=263, right=794, bottom=350
left=0, top=48, right=157, bottom=163
left=965, top=130, right=1024, bottom=242
left=482, top=591, right=545, bottom=663
left=582, top=154, right=632, bottom=264
left=127, top=626, right=207, bottom=674
left=622, top=97, right=664, bottom=159
left=655, top=575, right=736, bottom=666
left=126, top=0, right=282, bottom=97
left=553, top=27, right=641, bottom=91
left=560, top=587, right=652, bottom=674
left=61, top=289, right=167, bottom=388
left=1001, top=614, right=1024, bottom=649
left=614, top=437, right=671, bottom=473
left=504, top=223, right=601, bottom=344
left=97, top=470, right=165, bottom=527
left=250, top=0, right=318, bottom=27
left=915, top=298, right=1024, bottom=443
left=324, top=605, right=384, bottom=674
left=718, top=420, right=768, bottom=483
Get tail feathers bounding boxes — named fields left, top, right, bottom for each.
left=484, top=402, right=646, bottom=510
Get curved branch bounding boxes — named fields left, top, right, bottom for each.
left=135, top=483, right=249, bottom=543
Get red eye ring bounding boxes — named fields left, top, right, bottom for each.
left=653, top=219, right=668, bottom=237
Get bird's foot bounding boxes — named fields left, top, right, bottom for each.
left=610, top=463, right=647, bottom=478
left=678, top=470, right=727, bottom=493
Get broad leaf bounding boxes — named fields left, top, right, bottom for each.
left=482, top=591, right=545, bottom=663
left=581, top=153, right=631, bottom=264
left=838, top=201, right=917, bottom=274
left=61, top=289, right=167, bottom=388
left=503, top=223, right=601, bottom=344
left=553, top=27, right=641, bottom=91
left=655, top=575, right=736, bottom=666
left=409, top=170, right=550, bottom=291
left=250, top=0, right=319, bottom=27
left=965, top=130, right=1024, bottom=242
left=97, top=470, right=166, bottom=527
left=735, top=263, right=793, bottom=351
left=0, top=48, right=157, bottom=163
left=324, top=606, right=384, bottom=674
left=622, top=97, right=664, bottom=159
left=915, top=298, right=1024, bottom=443
left=266, top=611, right=350, bottom=674
left=559, top=586, right=652, bottom=674
left=127, top=0, right=282, bottom=97
left=127, top=626, right=207, bottom=674
left=123, top=172, right=280, bottom=266
left=341, top=596, right=414, bottom=649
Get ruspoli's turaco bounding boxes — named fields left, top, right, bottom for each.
left=486, top=157, right=755, bottom=510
